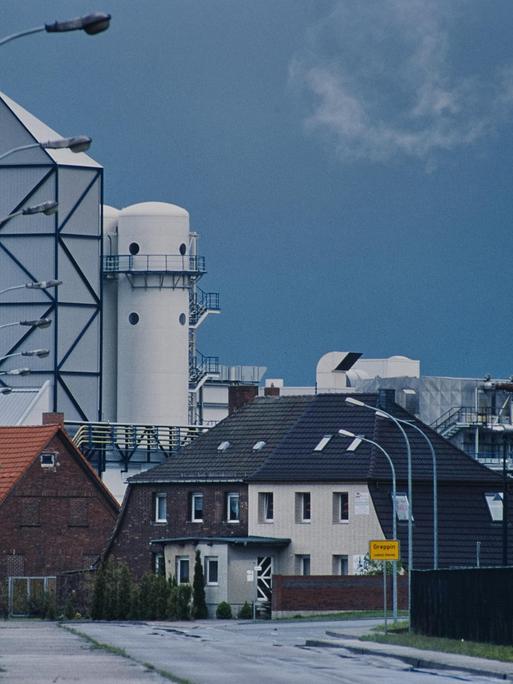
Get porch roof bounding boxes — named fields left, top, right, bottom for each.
left=150, top=535, right=291, bottom=547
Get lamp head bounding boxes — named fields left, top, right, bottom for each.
left=345, top=396, right=365, bottom=408
left=338, top=428, right=356, bottom=438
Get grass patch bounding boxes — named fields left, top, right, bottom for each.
left=275, top=610, right=408, bottom=622
left=60, top=624, right=193, bottom=683
left=361, top=631, right=513, bottom=662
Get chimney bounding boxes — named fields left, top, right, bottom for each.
left=264, top=385, right=280, bottom=397
left=42, top=412, right=64, bottom=426
left=228, top=385, right=258, bottom=414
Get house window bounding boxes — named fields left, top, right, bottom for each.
left=333, top=492, right=349, bottom=523
left=177, top=556, right=190, bottom=583
left=295, top=492, right=311, bottom=523
left=205, top=557, right=219, bottom=585
left=191, top=493, right=204, bottom=522
left=154, top=493, right=167, bottom=523
left=153, top=552, right=165, bottom=576
left=258, top=492, right=274, bottom=522
left=40, top=452, right=56, bottom=468
left=21, top=499, right=40, bottom=527
left=226, top=492, right=240, bottom=522
left=69, top=499, right=88, bottom=527
left=296, top=554, right=311, bottom=576
left=395, top=493, right=412, bottom=522
left=333, top=555, right=349, bottom=575
left=485, top=492, right=503, bottom=521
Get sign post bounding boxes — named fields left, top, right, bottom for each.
left=369, top=540, right=400, bottom=634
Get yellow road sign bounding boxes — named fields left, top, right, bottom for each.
left=369, top=539, right=400, bottom=561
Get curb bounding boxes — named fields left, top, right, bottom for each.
left=302, top=634, right=513, bottom=681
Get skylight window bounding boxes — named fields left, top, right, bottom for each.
left=253, top=440, right=266, bottom=451
left=217, top=441, right=231, bottom=452
left=314, top=435, right=332, bottom=452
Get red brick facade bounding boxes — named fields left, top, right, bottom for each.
left=272, top=574, right=408, bottom=613
left=107, top=482, right=248, bottom=579
left=0, top=431, right=118, bottom=580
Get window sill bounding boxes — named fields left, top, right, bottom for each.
left=227, top=519, right=240, bottom=524
left=153, top=520, right=167, bottom=525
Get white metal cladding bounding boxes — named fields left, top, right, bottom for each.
left=115, top=202, right=190, bottom=425
left=0, top=92, right=103, bottom=420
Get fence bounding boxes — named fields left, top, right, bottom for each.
left=272, top=575, right=408, bottom=617
left=412, top=567, right=513, bottom=645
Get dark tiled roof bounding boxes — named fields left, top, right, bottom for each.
left=128, top=395, right=313, bottom=483
left=130, top=392, right=499, bottom=486
left=250, top=393, right=499, bottom=484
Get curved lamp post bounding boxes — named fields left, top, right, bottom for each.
left=0, top=137, right=91, bottom=162
left=0, top=280, right=61, bottom=296
left=397, top=419, right=438, bottom=570
left=0, top=368, right=30, bottom=376
left=0, top=201, right=58, bottom=228
left=0, top=349, right=49, bottom=362
left=339, top=428, right=398, bottom=620
left=0, top=318, right=51, bottom=331
left=0, top=13, right=111, bottom=47
left=345, top=396, right=413, bottom=622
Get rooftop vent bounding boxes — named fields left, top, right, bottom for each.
left=314, top=435, right=332, bottom=452
left=253, top=440, right=266, bottom=451
left=217, top=441, right=231, bottom=452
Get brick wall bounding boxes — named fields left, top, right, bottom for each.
left=272, top=574, right=408, bottom=613
left=108, top=482, right=249, bottom=579
left=0, top=433, right=118, bottom=581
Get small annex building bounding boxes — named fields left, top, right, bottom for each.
left=105, top=392, right=510, bottom=615
left=0, top=415, right=119, bottom=610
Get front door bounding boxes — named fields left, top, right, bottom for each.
left=256, top=556, right=273, bottom=602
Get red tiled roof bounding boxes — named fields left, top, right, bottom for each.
left=0, top=424, right=59, bottom=503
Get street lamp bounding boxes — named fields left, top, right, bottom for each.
left=0, top=280, right=61, bottom=296
left=339, top=428, right=398, bottom=620
left=0, top=318, right=51, bottom=331
left=0, top=13, right=111, bottom=47
left=0, top=137, right=92, bottom=162
left=0, top=387, right=12, bottom=395
left=0, top=349, right=49, bottom=361
left=0, top=368, right=30, bottom=376
left=0, top=201, right=58, bottom=228
left=345, top=396, right=414, bottom=621
left=397, top=419, right=438, bottom=570
left=491, top=424, right=509, bottom=565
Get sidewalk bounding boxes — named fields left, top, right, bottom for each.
left=305, top=625, right=513, bottom=681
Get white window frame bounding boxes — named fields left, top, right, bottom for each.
left=227, top=492, right=240, bottom=523
left=335, top=492, right=349, bottom=523
left=40, top=452, right=56, bottom=468
left=205, top=556, right=219, bottom=585
left=259, top=492, right=274, bottom=523
left=296, top=492, right=311, bottom=523
left=177, top=556, right=190, bottom=584
left=485, top=492, right=503, bottom=522
left=191, top=493, right=204, bottom=522
left=153, top=552, right=165, bottom=576
left=333, top=554, right=349, bottom=575
left=154, top=493, right=167, bottom=523
left=296, top=554, right=311, bottom=576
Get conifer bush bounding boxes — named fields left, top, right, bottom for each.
left=216, top=601, right=232, bottom=619
left=192, top=550, right=208, bottom=619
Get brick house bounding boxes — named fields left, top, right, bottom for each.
left=105, top=392, right=510, bottom=614
left=0, top=418, right=119, bottom=585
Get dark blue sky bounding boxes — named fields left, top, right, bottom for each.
left=3, top=1, right=513, bottom=384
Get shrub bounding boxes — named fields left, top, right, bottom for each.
left=192, top=550, right=208, bottom=619
left=238, top=602, right=253, bottom=619
left=176, top=584, right=192, bottom=620
left=91, top=565, right=106, bottom=620
left=216, top=601, right=232, bottom=619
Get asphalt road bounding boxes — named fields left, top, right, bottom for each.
left=66, top=619, right=504, bottom=684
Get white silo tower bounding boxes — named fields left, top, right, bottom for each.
left=115, top=202, right=193, bottom=425
left=101, top=205, right=119, bottom=421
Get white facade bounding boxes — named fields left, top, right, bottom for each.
left=248, top=483, right=385, bottom=575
